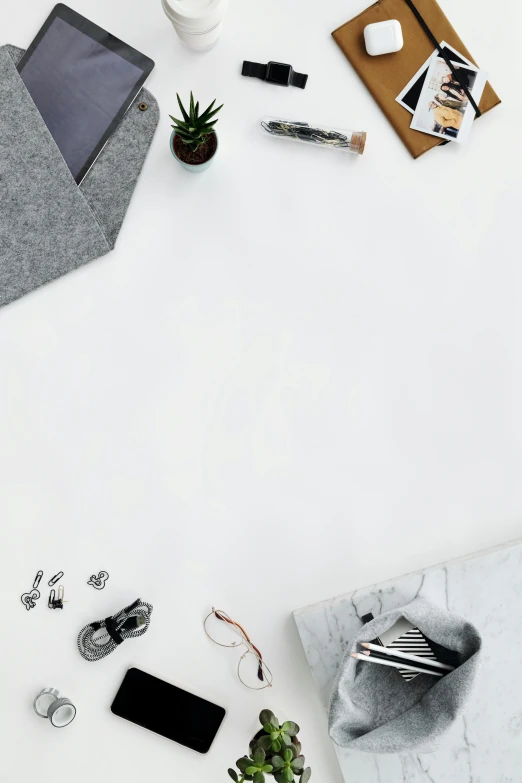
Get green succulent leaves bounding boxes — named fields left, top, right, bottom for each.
left=259, top=712, right=300, bottom=753
left=260, top=710, right=278, bottom=726
left=269, top=747, right=305, bottom=783
left=231, top=710, right=311, bottom=783
left=169, top=91, right=223, bottom=152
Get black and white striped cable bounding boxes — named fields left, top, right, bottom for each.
left=77, top=598, right=153, bottom=662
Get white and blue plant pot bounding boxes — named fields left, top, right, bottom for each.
left=170, top=130, right=218, bottom=172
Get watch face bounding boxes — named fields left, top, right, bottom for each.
left=266, top=62, right=292, bottom=86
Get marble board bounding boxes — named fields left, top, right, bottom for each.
left=293, top=539, right=522, bottom=783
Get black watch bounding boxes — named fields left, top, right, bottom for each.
left=241, top=60, right=308, bottom=89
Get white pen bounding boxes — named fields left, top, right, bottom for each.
left=350, top=652, right=443, bottom=677
left=360, top=642, right=455, bottom=671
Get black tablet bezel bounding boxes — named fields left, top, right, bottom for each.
left=17, top=3, right=155, bottom=185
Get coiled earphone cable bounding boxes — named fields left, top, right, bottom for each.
left=77, top=598, right=153, bottom=662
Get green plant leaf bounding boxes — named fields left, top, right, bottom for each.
left=271, top=756, right=284, bottom=770
left=280, top=734, right=292, bottom=747
left=245, top=767, right=257, bottom=776
left=300, top=768, right=311, bottom=783
left=270, top=732, right=280, bottom=741
left=272, top=740, right=281, bottom=753
left=199, top=100, right=223, bottom=124
left=199, top=106, right=223, bottom=127
left=237, top=758, right=251, bottom=773
left=262, top=765, right=273, bottom=774
left=260, top=710, right=277, bottom=727
left=200, top=119, right=219, bottom=132
left=282, top=722, right=299, bottom=736
left=258, top=735, right=273, bottom=751
left=291, top=756, right=305, bottom=772
left=274, top=774, right=285, bottom=783
left=283, top=749, right=293, bottom=764
left=253, top=773, right=264, bottom=783
left=253, top=748, right=266, bottom=765
left=173, top=129, right=193, bottom=141
left=284, top=769, right=294, bottom=783
left=194, top=101, right=199, bottom=120
left=189, top=92, right=195, bottom=124
left=263, top=722, right=275, bottom=733
left=198, top=98, right=216, bottom=122
left=169, top=116, right=188, bottom=129
left=228, top=769, right=239, bottom=782
left=176, top=93, right=190, bottom=123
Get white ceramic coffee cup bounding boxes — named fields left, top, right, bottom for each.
left=161, top=0, right=230, bottom=51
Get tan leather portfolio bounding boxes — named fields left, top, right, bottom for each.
left=332, top=0, right=500, bottom=158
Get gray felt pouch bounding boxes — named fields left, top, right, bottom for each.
left=0, top=44, right=159, bottom=307
left=328, top=597, right=482, bottom=753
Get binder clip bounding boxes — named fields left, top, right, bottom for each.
left=48, top=585, right=66, bottom=609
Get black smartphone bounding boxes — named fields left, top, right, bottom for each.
left=111, top=667, right=226, bottom=753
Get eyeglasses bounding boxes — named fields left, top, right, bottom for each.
left=204, top=608, right=273, bottom=690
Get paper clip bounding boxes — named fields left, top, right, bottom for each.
left=48, top=571, right=64, bottom=587
left=33, top=570, right=43, bottom=589
left=48, top=585, right=66, bottom=609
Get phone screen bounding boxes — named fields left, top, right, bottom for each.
left=111, top=668, right=226, bottom=753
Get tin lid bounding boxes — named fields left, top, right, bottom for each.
left=161, top=0, right=229, bottom=30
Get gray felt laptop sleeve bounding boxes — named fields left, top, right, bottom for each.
left=0, top=44, right=159, bottom=307
left=329, top=597, right=482, bottom=753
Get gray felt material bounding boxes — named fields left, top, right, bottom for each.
left=0, top=45, right=159, bottom=307
left=328, top=597, right=482, bottom=753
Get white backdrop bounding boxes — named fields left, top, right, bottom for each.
left=1, top=0, right=521, bottom=781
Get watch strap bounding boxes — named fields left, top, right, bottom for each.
left=290, top=71, right=308, bottom=89
left=242, top=61, right=268, bottom=80
left=290, top=71, right=308, bottom=90
left=241, top=61, right=308, bottom=89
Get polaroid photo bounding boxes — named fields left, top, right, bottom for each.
left=410, top=57, right=487, bottom=145
left=396, top=42, right=473, bottom=115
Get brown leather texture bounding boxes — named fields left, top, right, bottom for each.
left=332, top=0, right=500, bottom=158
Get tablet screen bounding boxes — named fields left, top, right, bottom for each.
left=18, top=5, right=154, bottom=183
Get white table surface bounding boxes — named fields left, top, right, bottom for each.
left=0, top=1, right=520, bottom=782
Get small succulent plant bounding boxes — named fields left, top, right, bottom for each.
left=228, top=710, right=311, bottom=783
left=170, top=91, right=223, bottom=152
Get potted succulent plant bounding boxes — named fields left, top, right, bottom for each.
left=228, top=710, right=312, bottom=783
left=169, top=91, right=223, bottom=172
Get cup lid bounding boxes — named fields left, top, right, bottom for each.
left=162, top=0, right=229, bottom=29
